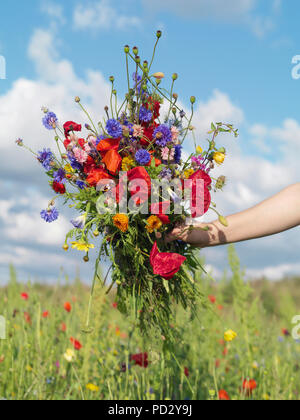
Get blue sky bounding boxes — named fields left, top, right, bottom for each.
left=0, top=0, right=300, bottom=283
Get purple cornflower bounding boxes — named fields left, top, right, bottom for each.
left=174, top=145, right=182, bottom=164
left=106, top=119, right=123, bottom=138
left=37, top=148, right=54, bottom=170
left=42, top=112, right=58, bottom=130
left=135, top=149, right=151, bottom=165
left=41, top=207, right=59, bottom=223
left=153, top=124, right=172, bottom=147
left=76, top=180, right=86, bottom=190
left=159, top=168, right=173, bottom=180
left=132, top=72, right=143, bottom=93
left=68, top=153, right=83, bottom=171
left=180, top=110, right=186, bottom=119
left=139, top=106, right=152, bottom=123
left=53, top=168, right=66, bottom=183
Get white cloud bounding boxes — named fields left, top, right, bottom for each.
left=73, top=0, right=141, bottom=32
left=41, top=0, right=65, bottom=25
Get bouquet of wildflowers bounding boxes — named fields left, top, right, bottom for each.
left=17, top=31, right=238, bottom=338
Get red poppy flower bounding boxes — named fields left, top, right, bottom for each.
left=157, top=214, right=170, bottom=225
left=42, top=311, right=49, bottom=318
left=83, top=156, right=97, bottom=174
left=184, top=367, right=190, bottom=377
left=223, top=347, right=228, bottom=357
left=64, top=121, right=82, bottom=136
left=282, top=328, right=290, bottom=337
left=208, top=295, right=216, bottom=304
left=131, top=353, right=149, bottom=368
left=242, top=379, right=257, bottom=396
left=70, top=337, right=82, bottom=351
left=102, top=149, right=122, bottom=175
left=86, top=168, right=112, bottom=188
left=185, top=170, right=212, bottom=218
left=219, top=390, right=230, bottom=401
left=24, top=312, right=32, bottom=325
left=61, top=323, right=67, bottom=333
left=112, top=302, right=118, bottom=309
left=215, top=359, right=221, bottom=368
left=150, top=242, right=186, bottom=280
left=52, top=181, right=66, bottom=195
left=21, top=292, right=29, bottom=301
left=64, top=302, right=72, bottom=313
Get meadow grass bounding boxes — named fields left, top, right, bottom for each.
left=0, top=246, right=299, bottom=401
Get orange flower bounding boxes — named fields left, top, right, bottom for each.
left=242, top=379, right=257, bottom=396
left=219, top=390, right=230, bottom=401
left=64, top=302, right=72, bottom=313
left=113, top=214, right=129, bottom=233
left=146, top=215, right=162, bottom=233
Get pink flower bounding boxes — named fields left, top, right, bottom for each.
left=171, top=126, right=179, bottom=142
left=133, top=124, right=144, bottom=138
left=161, top=147, right=175, bottom=161
left=73, top=147, right=88, bottom=164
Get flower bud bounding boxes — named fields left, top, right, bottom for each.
left=173, top=93, right=178, bottom=100
left=132, top=46, right=139, bottom=56
left=63, top=244, right=69, bottom=252
left=85, top=124, right=91, bottom=130
left=135, top=56, right=141, bottom=64
left=93, top=230, right=100, bottom=237
left=109, top=76, right=115, bottom=83
left=172, top=73, right=178, bottom=81
left=218, top=147, right=226, bottom=154
left=156, top=30, right=162, bottom=39
left=143, top=60, right=148, bottom=68
left=172, top=107, right=177, bottom=115
left=75, top=96, right=80, bottom=103
left=15, top=138, right=24, bottom=147
left=124, top=45, right=130, bottom=54
left=153, top=72, right=165, bottom=80
left=83, top=256, right=89, bottom=263
left=213, top=152, right=226, bottom=165
left=190, top=96, right=196, bottom=105
left=62, top=154, right=68, bottom=160
left=219, top=215, right=229, bottom=227
left=216, top=176, right=226, bottom=190
left=112, top=89, right=117, bottom=95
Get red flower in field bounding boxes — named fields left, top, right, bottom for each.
left=112, top=302, right=118, bottom=309
left=131, top=353, right=149, bottom=368
left=21, top=292, right=29, bottom=301
left=223, top=347, right=228, bottom=357
left=42, top=311, right=49, bottom=318
left=24, top=312, right=31, bottom=325
left=64, top=121, right=82, bottom=136
left=208, top=295, right=216, bottom=304
left=217, top=305, right=224, bottom=311
left=70, top=337, right=82, bottom=351
left=215, top=359, right=221, bottom=368
left=242, top=379, right=257, bottom=396
left=184, top=367, right=190, bottom=377
left=219, top=390, right=230, bottom=401
left=61, top=323, right=67, bottom=333
left=64, top=302, right=72, bottom=313
left=150, top=242, right=186, bottom=280
left=282, top=328, right=290, bottom=337
left=52, top=181, right=66, bottom=195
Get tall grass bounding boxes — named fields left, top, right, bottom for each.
left=0, top=246, right=299, bottom=400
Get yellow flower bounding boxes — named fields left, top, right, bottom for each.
left=184, top=169, right=194, bottom=179
left=122, top=157, right=134, bottom=171
left=213, top=152, right=226, bottom=165
left=113, top=214, right=129, bottom=233
left=26, top=365, right=33, bottom=372
left=224, top=329, right=237, bottom=342
left=64, top=349, right=76, bottom=363
left=71, top=241, right=95, bottom=252
left=146, top=216, right=163, bottom=233
left=86, top=383, right=99, bottom=392
left=196, top=146, right=203, bottom=154
left=64, top=164, right=74, bottom=174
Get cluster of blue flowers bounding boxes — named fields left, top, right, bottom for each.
left=106, top=119, right=123, bottom=138
left=139, top=106, right=153, bottom=123
left=53, top=168, right=66, bottom=184
left=153, top=124, right=172, bottom=147
left=135, top=149, right=151, bottom=166
left=37, top=148, right=54, bottom=171
left=174, top=145, right=182, bottom=164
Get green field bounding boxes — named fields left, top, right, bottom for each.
left=0, top=246, right=299, bottom=401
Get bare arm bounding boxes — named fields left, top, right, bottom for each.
left=166, top=183, right=300, bottom=247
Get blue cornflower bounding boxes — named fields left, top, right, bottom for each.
left=37, top=148, right=54, bottom=170
left=53, top=168, right=66, bottom=183
left=68, top=153, right=83, bottom=171
left=76, top=180, right=86, bottom=190
left=135, top=149, right=151, bottom=166
left=71, top=214, right=86, bottom=229
left=42, top=112, right=58, bottom=130
left=174, top=145, right=182, bottom=164
left=153, top=124, right=172, bottom=147
left=139, top=106, right=152, bottom=123
left=41, top=208, right=59, bottom=223
left=106, top=119, right=123, bottom=138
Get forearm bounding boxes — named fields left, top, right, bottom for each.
left=205, top=183, right=300, bottom=246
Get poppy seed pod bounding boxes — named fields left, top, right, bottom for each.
left=190, top=96, right=196, bottom=105
left=109, top=76, right=115, bottom=83
left=156, top=30, right=162, bottom=39
left=172, top=73, right=178, bottom=81
left=124, top=45, right=130, bottom=54
left=132, top=46, right=139, bottom=55
left=75, top=96, right=80, bottom=103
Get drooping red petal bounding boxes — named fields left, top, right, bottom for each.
left=150, top=242, right=186, bottom=280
